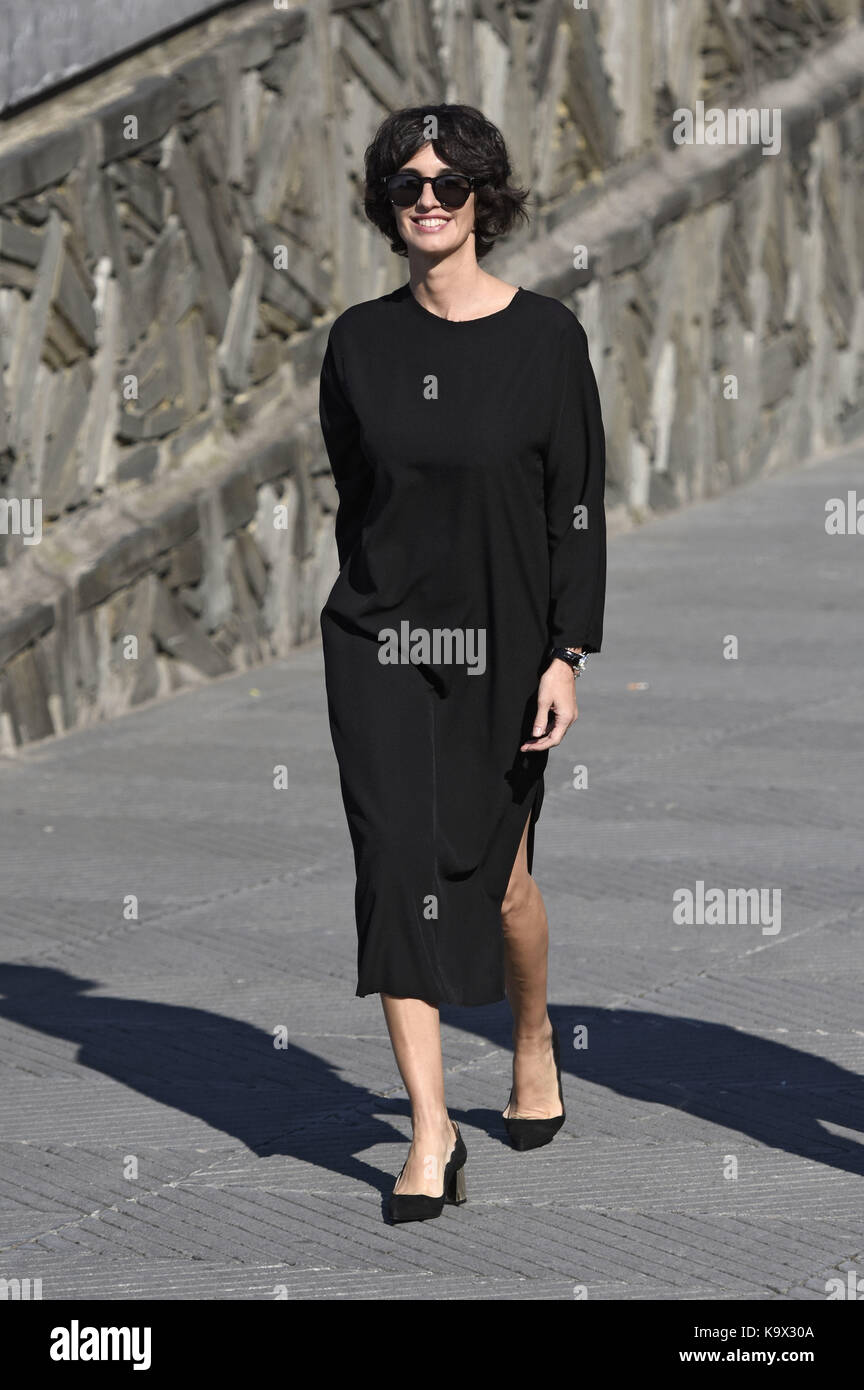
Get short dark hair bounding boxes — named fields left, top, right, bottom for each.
left=363, top=104, right=530, bottom=261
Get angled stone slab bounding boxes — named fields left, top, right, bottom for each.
left=175, top=54, right=223, bottom=118
left=256, top=220, right=329, bottom=313
left=219, top=471, right=258, bottom=536
left=175, top=309, right=209, bottom=418
left=162, top=128, right=230, bottom=338
left=0, top=646, right=54, bottom=743
left=234, top=529, right=268, bottom=604
left=339, top=19, right=404, bottom=112
left=66, top=496, right=198, bottom=610
left=0, top=128, right=83, bottom=203
left=165, top=532, right=203, bottom=589
left=188, top=118, right=243, bottom=285
left=0, top=602, right=55, bottom=668
left=54, top=255, right=97, bottom=352
left=42, top=358, right=93, bottom=514
left=0, top=258, right=35, bottom=294
left=116, top=443, right=159, bottom=485
left=10, top=211, right=64, bottom=458
left=0, top=217, right=43, bottom=267
left=116, top=402, right=187, bottom=444
left=218, top=236, right=265, bottom=394
left=113, top=157, right=165, bottom=232
left=97, top=75, right=182, bottom=165
left=151, top=577, right=232, bottom=676
left=259, top=42, right=304, bottom=94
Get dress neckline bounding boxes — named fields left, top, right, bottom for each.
left=404, top=283, right=523, bottom=325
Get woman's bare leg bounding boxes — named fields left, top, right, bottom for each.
left=500, top=813, right=562, bottom=1118
left=380, top=994, right=458, bottom=1194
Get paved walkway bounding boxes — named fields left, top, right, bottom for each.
left=1, top=445, right=862, bottom=1300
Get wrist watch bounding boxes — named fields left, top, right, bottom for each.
left=550, top=646, right=589, bottom=677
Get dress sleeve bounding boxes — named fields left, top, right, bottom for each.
left=542, top=314, right=607, bottom=654
left=318, top=327, right=373, bottom=569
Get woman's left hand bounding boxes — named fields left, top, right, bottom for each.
left=520, top=660, right=578, bottom=751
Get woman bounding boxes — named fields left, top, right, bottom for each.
left=318, top=104, right=606, bottom=1223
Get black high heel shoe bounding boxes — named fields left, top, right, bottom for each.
left=388, top=1122, right=467, bottom=1224
left=503, top=1024, right=565, bottom=1151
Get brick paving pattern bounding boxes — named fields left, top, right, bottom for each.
left=1, top=446, right=862, bottom=1299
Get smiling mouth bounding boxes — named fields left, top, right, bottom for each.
left=411, top=217, right=451, bottom=229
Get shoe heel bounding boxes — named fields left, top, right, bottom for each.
left=446, top=1162, right=467, bottom=1205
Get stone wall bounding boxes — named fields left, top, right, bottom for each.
left=0, top=0, right=863, bottom=748
left=0, top=0, right=237, bottom=114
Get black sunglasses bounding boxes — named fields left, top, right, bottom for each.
left=382, top=171, right=485, bottom=209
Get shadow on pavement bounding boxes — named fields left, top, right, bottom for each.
left=453, top=1003, right=864, bottom=1178
left=2, top=967, right=862, bottom=1192
left=0, top=964, right=407, bottom=1198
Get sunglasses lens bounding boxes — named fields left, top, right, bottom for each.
left=435, top=176, right=472, bottom=207
left=387, top=175, right=423, bottom=207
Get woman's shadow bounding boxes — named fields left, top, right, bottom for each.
left=0, top=963, right=407, bottom=1197
left=3, top=966, right=862, bottom=1187
left=457, top=1003, right=864, bottom=1177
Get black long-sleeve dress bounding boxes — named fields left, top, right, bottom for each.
left=318, top=282, right=606, bottom=1007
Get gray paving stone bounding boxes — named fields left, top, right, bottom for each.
left=0, top=448, right=862, bottom=1299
